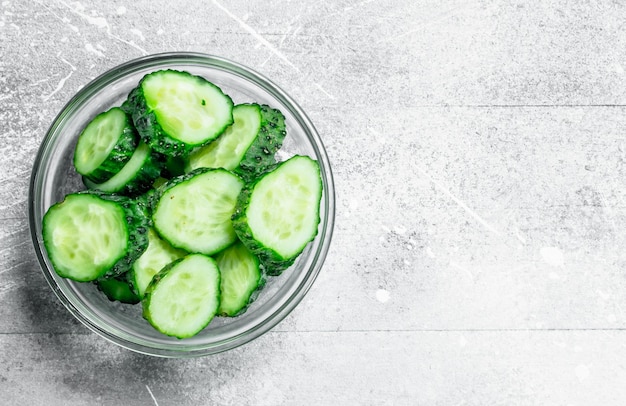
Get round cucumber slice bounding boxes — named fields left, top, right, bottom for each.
left=42, top=193, right=129, bottom=282
left=233, top=155, right=322, bottom=274
left=124, top=69, right=234, bottom=157
left=216, top=240, right=264, bottom=317
left=152, top=168, right=244, bottom=255
left=142, top=254, right=221, bottom=339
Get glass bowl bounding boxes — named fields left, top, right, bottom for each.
left=28, top=52, right=335, bottom=357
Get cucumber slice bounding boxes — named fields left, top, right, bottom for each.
left=124, top=70, right=234, bottom=157
left=216, top=240, right=264, bottom=317
left=142, top=254, right=221, bottom=339
left=131, top=228, right=187, bottom=298
left=237, top=104, right=287, bottom=180
left=97, top=276, right=140, bottom=304
left=83, top=140, right=161, bottom=196
left=152, top=168, right=244, bottom=255
left=233, top=155, right=322, bottom=274
left=186, top=103, right=287, bottom=181
left=185, top=103, right=287, bottom=179
left=186, top=104, right=262, bottom=172
left=42, top=193, right=130, bottom=281
left=73, top=107, right=138, bottom=184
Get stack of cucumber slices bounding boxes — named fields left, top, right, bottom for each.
left=42, top=70, right=323, bottom=339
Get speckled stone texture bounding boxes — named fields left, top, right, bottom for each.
left=3, top=0, right=626, bottom=404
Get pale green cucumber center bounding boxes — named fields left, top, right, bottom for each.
left=247, top=157, right=321, bottom=258
left=85, top=141, right=151, bottom=192
left=216, top=241, right=260, bottom=315
left=74, top=108, right=127, bottom=175
left=187, top=104, right=261, bottom=171
left=46, top=195, right=128, bottom=281
left=147, top=254, right=219, bottom=337
left=154, top=170, right=243, bottom=255
left=143, top=72, right=232, bottom=144
left=132, top=228, right=186, bottom=298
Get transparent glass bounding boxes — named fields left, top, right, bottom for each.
left=29, top=52, right=335, bottom=357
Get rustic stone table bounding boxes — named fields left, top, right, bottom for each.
left=2, top=0, right=626, bottom=404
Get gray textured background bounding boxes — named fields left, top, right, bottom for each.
left=3, top=0, right=626, bottom=404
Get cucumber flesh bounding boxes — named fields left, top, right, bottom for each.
left=233, top=155, right=322, bottom=274
left=42, top=193, right=129, bottom=282
left=131, top=228, right=187, bottom=298
left=142, top=254, right=221, bottom=339
left=152, top=168, right=244, bottom=255
left=216, top=240, right=264, bottom=317
left=186, top=103, right=262, bottom=172
left=74, top=107, right=138, bottom=183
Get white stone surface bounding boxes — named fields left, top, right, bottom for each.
left=2, top=0, right=626, bottom=404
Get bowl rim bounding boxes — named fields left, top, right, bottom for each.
left=28, top=51, right=336, bottom=357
